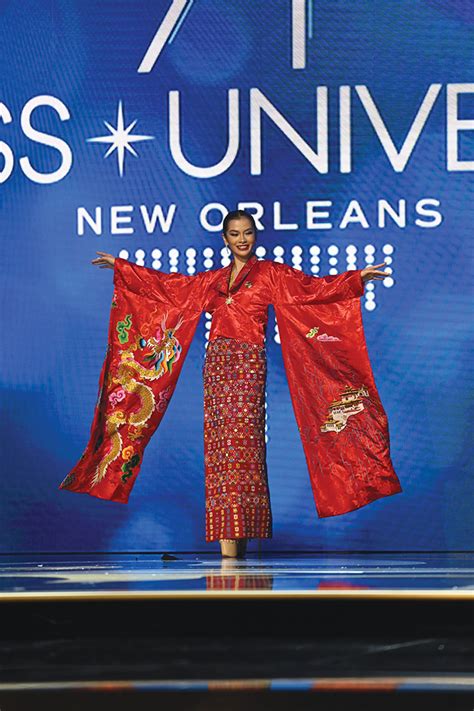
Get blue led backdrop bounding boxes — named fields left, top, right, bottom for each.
left=1, top=0, right=473, bottom=552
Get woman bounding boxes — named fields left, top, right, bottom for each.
left=60, top=210, right=402, bottom=559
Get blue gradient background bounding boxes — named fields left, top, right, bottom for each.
left=1, top=0, right=472, bottom=552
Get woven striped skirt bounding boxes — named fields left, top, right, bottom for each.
left=203, top=336, right=272, bottom=543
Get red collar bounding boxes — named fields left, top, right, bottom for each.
left=215, top=253, right=258, bottom=295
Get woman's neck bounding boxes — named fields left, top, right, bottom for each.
left=231, top=250, right=254, bottom=272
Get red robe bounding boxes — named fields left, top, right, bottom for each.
left=58, top=254, right=402, bottom=517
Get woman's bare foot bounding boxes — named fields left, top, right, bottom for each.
left=219, top=539, right=239, bottom=558
left=219, top=538, right=248, bottom=558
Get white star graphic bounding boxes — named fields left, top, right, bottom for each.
left=86, top=100, right=154, bottom=177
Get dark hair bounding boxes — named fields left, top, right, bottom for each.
left=222, top=209, right=257, bottom=237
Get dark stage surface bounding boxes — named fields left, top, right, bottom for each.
left=0, top=552, right=473, bottom=708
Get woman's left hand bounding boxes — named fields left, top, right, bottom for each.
left=361, top=261, right=390, bottom=283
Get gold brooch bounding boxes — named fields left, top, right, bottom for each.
left=225, top=295, right=233, bottom=305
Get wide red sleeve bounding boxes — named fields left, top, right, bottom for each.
left=272, top=263, right=402, bottom=518
left=58, top=259, right=209, bottom=503
left=113, top=257, right=209, bottom=310
left=270, top=261, right=365, bottom=305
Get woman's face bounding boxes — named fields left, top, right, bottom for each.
left=223, top=218, right=256, bottom=259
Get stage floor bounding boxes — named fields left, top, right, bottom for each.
left=0, top=553, right=473, bottom=704
left=0, top=551, right=473, bottom=598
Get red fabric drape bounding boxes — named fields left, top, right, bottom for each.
left=272, top=265, right=402, bottom=517
left=58, top=259, right=202, bottom=502
left=59, top=256, right=402, bottom=517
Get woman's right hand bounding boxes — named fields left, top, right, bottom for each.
left=91, top=251, right=115, bottom=269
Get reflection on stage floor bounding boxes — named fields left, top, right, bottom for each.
left=0, top=552, right=473, bottom=598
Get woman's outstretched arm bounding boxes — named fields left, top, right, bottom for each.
left=92, top=251, right=210, bottom=311
left=269, top=259, right=389, bottom=306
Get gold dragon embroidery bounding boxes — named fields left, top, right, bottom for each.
left=91, top=312, right=185, bottom=487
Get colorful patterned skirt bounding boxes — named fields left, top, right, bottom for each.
left=203, top=336, right=272, bottom=543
